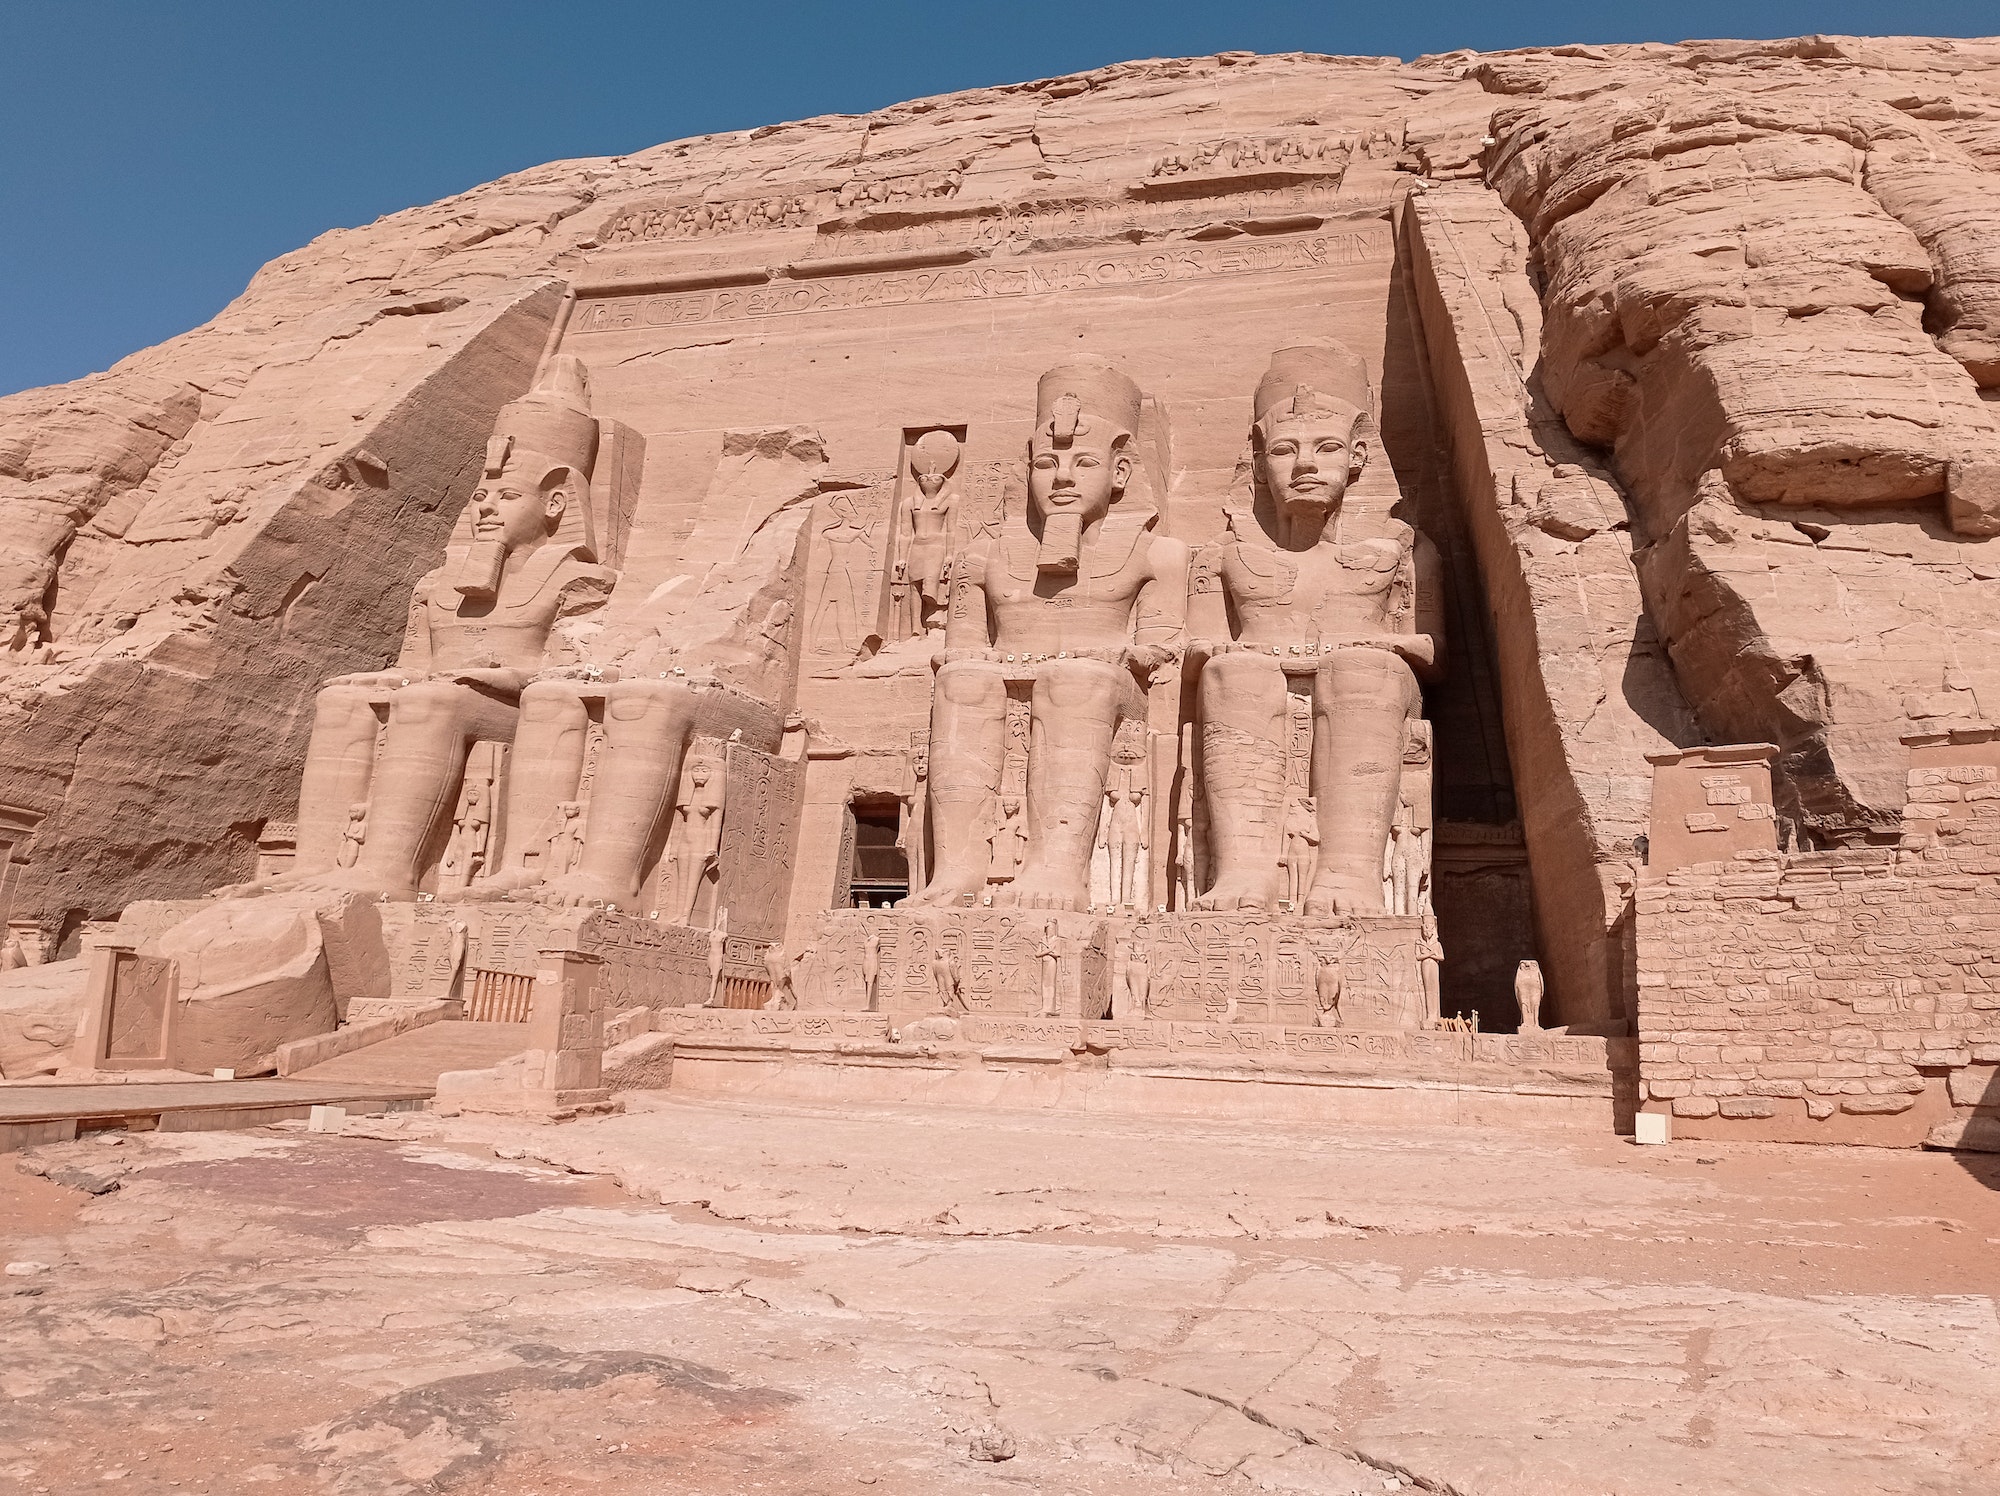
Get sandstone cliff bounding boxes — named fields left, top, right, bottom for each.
left=3, top=35, right=1998, bottom=1029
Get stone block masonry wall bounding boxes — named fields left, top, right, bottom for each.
left=1636, top=770, right=2000, bottom=1143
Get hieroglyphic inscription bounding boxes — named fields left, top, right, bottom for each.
left=382, top=904, right=556, bottom=999
left=573, top=231, right=1392, bottom=335
left=805, top=908, right=1109, bottom=1019
left=1137, top=912, right=1422, bottom=1030
left=802, top=182, right=1365, bottom=262
left=715, top=744, right=804, bottom=943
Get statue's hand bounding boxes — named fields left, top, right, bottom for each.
left=326, top=668, right=416, bottom=689
left=1126, top=642, right=1179, bottom=674
left=934, top=646, right=995, bottom=669
left=448, top=668, right=532, bottom=693
left=535, top=662, right=619, bottom=684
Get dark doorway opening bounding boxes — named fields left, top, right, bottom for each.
left=847, top=798, right=909, bottom=908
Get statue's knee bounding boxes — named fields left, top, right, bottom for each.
left=520, top=680, right=584, bottom=723
left=313, top=684, right=377, bottom=729
left=1201, top=651, right=1277, bottom=707
left=388, top=680, right=463, bottom=726
left=607, top=678, right=696, bottom=724
left=1042, top=658, right=1120, bottom=713
left=937, top=660, right=1004, bottom=707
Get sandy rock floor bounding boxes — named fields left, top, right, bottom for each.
left=3, top=1098, right=1998, bottom=1494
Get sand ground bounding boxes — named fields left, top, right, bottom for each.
left=3, top=1097, right=1998, bottom=1495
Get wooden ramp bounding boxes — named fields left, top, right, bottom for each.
left=290, top=1021, right=529, bottom=1088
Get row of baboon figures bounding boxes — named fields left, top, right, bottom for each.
left=232, top=341, right=1443, bottom=931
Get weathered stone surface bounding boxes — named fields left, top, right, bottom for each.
left=6, top=35, right=2000, bottom=1117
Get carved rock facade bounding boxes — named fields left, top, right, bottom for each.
left=5, top=38, right=2000, bottom=1145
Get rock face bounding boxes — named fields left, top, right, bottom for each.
left=4, top=36, right=2000, bottom=1128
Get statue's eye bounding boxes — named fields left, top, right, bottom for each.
left=1269, top=441, right=1297, bottom=457
left=1032, top=454, right=1057, bottom=469
left=1074, top=453, right=1099, bottom=468
left=1317, top=441, right=1345, bottom=457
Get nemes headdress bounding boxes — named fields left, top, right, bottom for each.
left=1252, top=345, right=1371, bottom=433
left=482, top=353, right=601, bottom=559
left=1035, top=360, right=1143, bottom=448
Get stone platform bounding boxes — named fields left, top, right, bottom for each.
left=0, top=1077, right=431, bottom=1153
left=641, top=1006, right=1634, bottom=1132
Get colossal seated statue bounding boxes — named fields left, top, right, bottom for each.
left=910, top=361, right=1188, bottom=912
left=1189, top=346, right=1444, bottom=915
left=246, top=356, right=616, bottom=900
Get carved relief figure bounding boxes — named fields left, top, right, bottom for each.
left=813, top=492, right=877, bottom=659
left=1188, top=346, right=1442, bottom=915
left=897, top=429, right=960, bottom=640
left=248, top=356, right=615, bottom=900
left=911, top=361, right=1189, bottom=911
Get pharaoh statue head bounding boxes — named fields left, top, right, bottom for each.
left=1028, top=360, right=1142, bottom=573
left=457, top=355, right=601, bottom=602
left=1251, top=346, right=1371, bottom=536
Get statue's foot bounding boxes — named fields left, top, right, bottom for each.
left=1007, top=868, right=1088, bottom=912
left=536, top=872, right=640, bottom=911
left=216, top=867, right=411, bottom=901
left=1304, top=875, right=1380, bottom=918
left=1192, top=872, right=1272, bottom=913
left=446, top=867, right=543, bottom=900
left=902, top=868, right=984, bottom=909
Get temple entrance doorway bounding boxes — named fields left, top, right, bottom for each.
left=845, top=798, right=909, bottom=909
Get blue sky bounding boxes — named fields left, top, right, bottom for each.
left=4, top=0, right=1994, bottom=396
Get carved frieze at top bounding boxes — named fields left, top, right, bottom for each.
left=595, top=163, right=968, bottom=247
left=1147, top=134, right=1355, bottom=181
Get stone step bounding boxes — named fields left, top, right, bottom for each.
left=290, top=1021, right=528, bottom=1087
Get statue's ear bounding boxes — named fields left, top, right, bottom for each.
left=1349, top=437, right=1370, bottom=481
left=1111, top=448, right=1135, bottom=496
left=539, top=464, right=576, bottom=521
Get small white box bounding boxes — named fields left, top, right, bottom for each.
left=1634, top=1111, right=1672, bottom=1145
left=211, top=1068, right=235, bottom=1080
left=307, top=1105, right=346, bottom=1133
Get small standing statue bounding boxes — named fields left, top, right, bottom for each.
left=336, top=804, right=368, bottom=870
left=545, top=801, right=584, bottom=877
left=1121, top=931, right=1154, bottom=1019
left=705, top=908, right=730, bottom=1007
left=986, top=795, right=1025, bottom=886
left=1100, top=781, right=1147, bottom=910
left=1035, top=920, right=1061, bottom=1018
left=1280, top=795, right=1320, bottom=910
left=930, top=943, right=966, bottom=1013
left=762, top=943, right=797, bottom=1011
left=861, top=923, right=882, bottom=1012
left=1312, top=943, right=1345, bottom=1028
left=670, top=761, right=727, bottom=925
left=1418, top=908, right=1444, bottom=1026
left=1514, top=959, right=1545, bottom=1034
left=441, top=781, right=491, bottom=892
left=898, top=429, right=960, bottom=639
